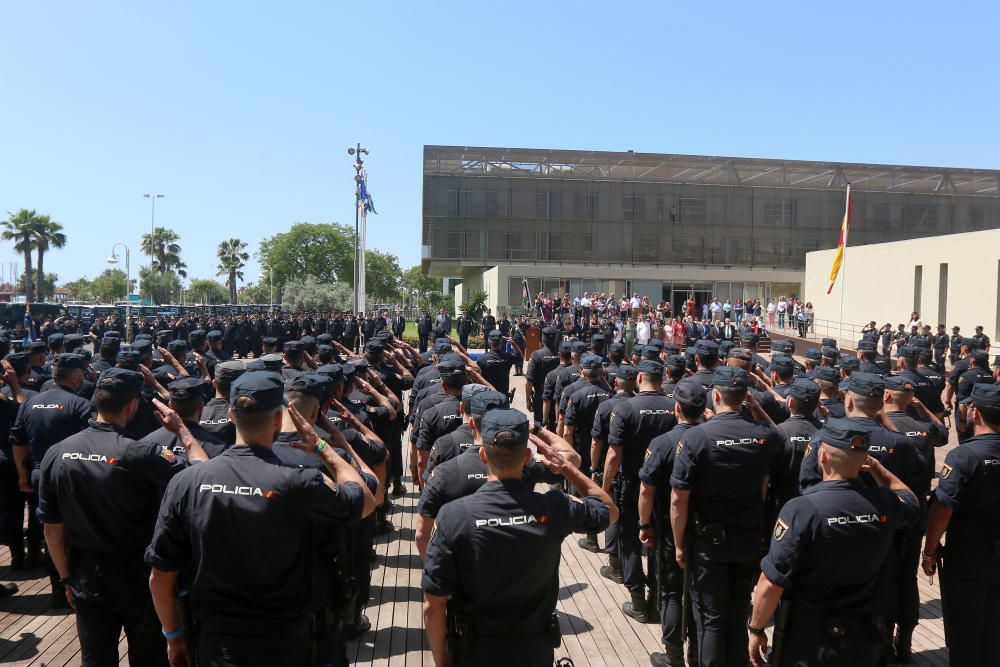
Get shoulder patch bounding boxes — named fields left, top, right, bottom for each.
left=804, top=444, right=813, bottom=459
left=774, top=518, right=789, bottom=541
left=430, top=467, right=439, bottom=480
left=644, top=448, right=652, bottom=461
left=160, top=447, right=176, bottom=462
left=322, top=474, right=337, bottom=491
left=940, top=463, right=952, bottom=479
left=676, top=441, right=685, bottom=456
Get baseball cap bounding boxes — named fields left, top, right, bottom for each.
left=961, top=383, right=1000, bottom=408
left=712, top=366, right=748, bottom=389
left=571, top=341, right=588, bottom=354
left=674, top=380, right=707, bottom=410
left=636, top=359, right=664, bottom=376
left=168, top=377, right=209, bottom=402
left=96, top=368, right=144, bottom=395
left=812, top=366, right=840, bottom=384
left=315, top=364, right=344, bottom=383
left=816, top=418, right=870, bottom=452
left=616, top=364, right=638, bottom=381
left=487, top=329, right=503, bottom=340
left=53, top=353, right=87, bottom=370
left=230, top=371, right=287, bottom=412
left=470, top=390, right=509, bottom=416
left=285, top=374, right=333, bottom=400
left=846, top=372, right=884, bottom=397
left=167, top=339, right=188, bottom=353
left=283, top=341, right=303, bottom=353
left=437, top=354, right=467, bottom=378
left=433, top=338, right=453, bottom=354
left=884, top=375, right=915, bottom=392
left=215, top=360, right=247, bottom=382
left=821, top=338, right=838, bottom=349
left=581, top=354, right=603, bottom=371
left=541, top=326, right=558, bottom=337
left=787, top=378, right=820, bottom=401
left=479, top=409, right=529, bottom=447
left=207, top=330, right=223, bottom=342
left=461, top=383, right=488, bottom=401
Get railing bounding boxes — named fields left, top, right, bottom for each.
left=768, top=316, right=868, bottom=349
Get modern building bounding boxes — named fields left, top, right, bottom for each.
left=421, top=145, right=1000, bottom=315
left=805, top=228, right=1000, bottom=343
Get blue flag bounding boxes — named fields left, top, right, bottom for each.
left=23, top=307, right=33, bottom=343
left=359, top=178, right=377, bottom=215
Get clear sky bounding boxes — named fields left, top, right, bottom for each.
left=2, top=1, right=997, bottom=288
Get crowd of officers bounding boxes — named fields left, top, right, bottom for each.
left=0, top=306, right=997, bottom=666
left=449, top=323, right=996, bottom=667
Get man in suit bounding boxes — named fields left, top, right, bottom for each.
left=417, top=308, right=433, bottom=353
left=720, top=318, right=738, bottom=343
left=392, top=309, right=406, bottom=338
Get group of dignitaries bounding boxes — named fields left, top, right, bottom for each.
left=0, top=306, right=996, bottom=667
left=434, top=323, right=996, bottom=667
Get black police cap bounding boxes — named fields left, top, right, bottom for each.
left=609, top=342, right=626, bottom=354
left=365, top=339, right=385, bottom=353
left=571, top=341, right=588, bottom=354
left=591, top=334, right=606, bottom=344
left=54, top=353, right=87, bottom=370
left=712, top=366, right=748, bottom=389
left=812, top=366, right=840, bottom=384
left=839, top=357, right=860, bottom=372
left=230, top=371, right=287, bottom=412
left=262, top=337, right=278, bottom=346
left=581, top=354, right=603, bottom=371
left=884, top=375, right=915, bottom=392
left=116, top=350, right=141, bottom=367
left=487, top=329, right=503, bottom=340
left=168, top=377, right=209, bottom=402
left=821, top=346, right=839, bottom=361
left=479, top=408, right=529, bottom=447
left=665, top=354, right=687, bottom=370
left=5, top=352, right=29, bottom=374
left=961, top=383, right=1000, bottom=408
left=131, top=339, right=153, bottom=356
left=461, top=383, right=488, bottom=401
left=317, top=334, right=333, bottom=345
left=27, top=341, right=46, bottom=354
left=616, top=364, right=638, bottom=381
left=285, top=374, right=333, bottom=400
left=804, top=348, right=823, bottom=361
left=215, top=360, right=247, bottom=381
left=300, top=335, right=317, bottom=346
left=167, top=339, right=188, bottom=353
left=206, top=330, right=223, bottom=342
left=674, top=380, right=706, bottom=409
left=341, top=363, right=357, bottom=381
left=846, top=372, right=885, bottom=397
left=96, top=368, right=144, bottom=395
left=636, top=359, right=664, bottom=376
left=787, top=378, right=820, bottom=401
left=470, top=390, right=509, bottom=416
left=695, top=340, right=719, bottom=355
left=433, top=338, right=452, bottom=354
left=771, top=356, right=796, bottom=373
left=47, top=333, right=64, bottom=344
left=558, top=339, right=573, bottom=353
left=817, top=417, right=870, bottom=452
left=632, top=344, right=645, bottom=357
left=437, top=354, right=466, bottom=378
left=664, top=343, right=681, bottom=355
left=541, top=326, right=558, bottom=337
left=646, top=338, right=663, bottom=351
left=856, top=340, right=876, bottom=352
left=346, top=357, right=369, bottom=372
left=642, top=346, right=662, bottom=360
left=772, top=340, right=794, bottom=354
left=243, top=360, right=265, bottom=372
left=189, top=330, right=207, bottom=342
left=316, top=344, right=334, bottom=357
left=316, top=363, right=344, bottom=383
left=821, top=338, right=838, bottom=349
left=283, top=340, right=304, bottom=353
left=260, top=353, right=284, bottom=370
left=894, top=345, right=918, bottom=359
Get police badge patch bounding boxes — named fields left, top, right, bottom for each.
left=160, top=447, right=176, bottom=462
left=804, top=444, right=813, bottom=459
left=774, top=518, right=789, bottom=541
left=941, top=463, right=952, bottom=479
left=676, top=441, right=685, bottom=457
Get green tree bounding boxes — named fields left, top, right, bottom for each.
left=33, top=215, right=66, bottom=301
left=364, top=249, right=402, bottom=303
left=139, top=266, right=182, bottom=305
left=2, top=208, right=42, bottom=303
left=237, top=282, right=271, bottom=305
left=188, top=278, right=229, bottom=305
left=19, top=272, right=58, bottom=302
left=62, top=277, right=95, bottom=301
left=282, top=276, right=353, bottom=312
left=216, top=238, right=249, bottom=303
left=91, top=269, right=132, bottom=302
left=402, top=265, right=441, bottom=307
left=140, top=227, right=187, bottom=277
left=462, top=288, right=489, bottom=333
left=256, top=222, right=355, bottom=291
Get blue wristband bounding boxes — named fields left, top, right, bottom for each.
left=162, top=627, right=182, bottom=640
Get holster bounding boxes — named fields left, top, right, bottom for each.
left=693, top=513, right=726, bottom=546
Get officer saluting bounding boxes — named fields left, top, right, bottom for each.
left=923, top=383, right=1000, bottom=667
left=38, top=369, right=208, bottom=665
left=421, top=409, right=616, bottom=667
left=147, top=372, right=376, bottom=667
left=747, top=419, right=919, bottom=667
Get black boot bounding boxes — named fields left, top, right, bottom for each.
left=24, top=542, right=41, bottom=570
left=577, top=534, right=600, bottom=553
left=893, top=626, right=913, bottom=664
left=344, top=613, right=371, bottom=639
left=600, top=556, right=624, bottom=584
left=650, top=645, right=684, bottom=667
left=621, top=590, right=648, bottom=623
left=0, top=583, right=17, bottom=599
left=49, top=581, right=69, bottom=610
left=390, top=478, right=406, bottom=497
left=9, top=542, right=25, bottom=571
left=645, top=592, right=661, bottom=624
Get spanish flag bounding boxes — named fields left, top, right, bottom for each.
left=826, top=183, right=852, bottom=294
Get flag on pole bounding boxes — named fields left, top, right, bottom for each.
left=359, top=178, right=377, bottom=215
left=521, top=278, right=530, bottom=309
left=826, top=183, right=852, bottom=294
left=23, top=303, right=33, bottom=343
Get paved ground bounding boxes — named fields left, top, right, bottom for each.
left=0, top=365, right=955, bottom=665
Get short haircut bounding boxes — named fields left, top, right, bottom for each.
left=284, top=391, right=319, bottom=416
left=215, top=376, right=235, bottom=397
left=667, top=365, right=685, bottom=381
left=819, top=442, right=866, bottom=472
left=715, top=386, right=747, bottom=407
left=860, top=350, right=876, bottom=361
left=285, top=350, right=304, bottom=362
left=978, top=404, right=1000, bottom=427
left=678, top=401, right=703, bottom=421
left=773, top=367, right=795, bottom=382
left=231, top=397, right=281, bottom=431
left=849, top=392, right=884, bottom=414
left=442, top=375, right=466, bottom=390
left=93, top=388, right=134, bottom=415
left=789, top=394, right=819, bottom=416
left=170, top=395, right=203, bottom=421
left=482, top=440, right=527, bottom=474
left=54, top=367, right=82, bottom=384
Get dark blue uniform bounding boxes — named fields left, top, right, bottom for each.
left=526, top=344, right=560, bottom=422
left=146, top=445, right=365, bottom=666
left=591, top=391, right=631, bottom=558
left=476, top=349, right=517, bottom=395
left=670, top=412, right=782, bottom=667
left=424, top=423, right=475, bottom=481
left=933, top=432, right=1000, bottom=666
left=564, top=381, right=613, bottom=476
left=199, top=397, right=235, bottom=445
left=38, top=421, right=189, bottom=666
left=761, top=479, right=918, bottom=666
left=422, top=478, right=609, bottom=666
left=143, top=421, right=227, bottom=459
left=609, top=391, right=677, bottom=595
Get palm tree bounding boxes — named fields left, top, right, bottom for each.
left=140, top=227, right=187, bottom=278
left=216, top=238, right=249, bottom=303
left=33, top=215, right=66, bottom=301
left=1, top=209, right=42, bottom=303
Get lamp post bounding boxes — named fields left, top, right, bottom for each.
left=347, top=144, right=369, bottom=316
left=106, top=242, right=131, bottom=342
left=142, top=194, right=165, bottom=261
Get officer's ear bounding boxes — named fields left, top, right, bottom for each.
left=478, top=447, right=488, bottom=466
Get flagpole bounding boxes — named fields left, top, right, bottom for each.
left=838, top=183, right=852, bottom=347
left=348, top=143, right=370, bottom=334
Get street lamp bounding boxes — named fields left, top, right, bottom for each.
left=142, top=193, right=165, bottom=262
left=106, top=242, right=132, bottom=342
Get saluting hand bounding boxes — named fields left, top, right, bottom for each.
left=287, top=404, right=321, bottom=452
left=152, top=398, right=185, bottom=434
left=533, top=439, right=569, bottom=476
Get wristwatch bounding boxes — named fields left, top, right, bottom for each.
left=638, top=523, right=652, bottom=531
left=746, top=621, right=767, bottom=637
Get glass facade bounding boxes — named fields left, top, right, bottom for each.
left=424, top=147, right=1000, bottom=273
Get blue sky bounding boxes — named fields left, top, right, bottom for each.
left=2, top=1, right=997, bottom=288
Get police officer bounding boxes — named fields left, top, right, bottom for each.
left=564, top=354, right=613, bottom=481
left=604, top=359, right=677, bottom=622
left=895, top=345, right=943, bottom=418
left=476, top=330, right=520, bottom=396
left=914, top=347, right=947, bottom=416
left=147, top=372, right=376, bottom=667
left=456, top=309, right=473, bottom=350
left=38, top=368, right=207, bottom=665
left=770, top=378, right=822, bottom=517
left=414, top=354, right=467, bottom=480
left=542, top=340, right=575, bottom=431
left=421, top=409, right=615, bottom=667
left=933, top=324, right=949, bottom=370
left=144, top=377, right=227, bottom=459
left=639, top=380, right=706, bottom=667
left=423, top=383, right=489, bottom=480
left=511, top=316, right=528, bottom=376
left=281, top=340, right=308, bottom=380
left=481, top=308, right=496, bottom=337
left=955, top=350, right=995, bottom=442
left=670, top=366, right=783, bottom=666
left=525, top=326, right=560, bottom=424
left=948, top=325, right=962, bottom=367
left=922, top=383, right=1000, bottom=667
left=10, top=353, right=94, bottom=606
left=199, top=360, right=245, bottom=446
left=416, top=308, right=433, bottom=353
left=747, top=419, right=919, bottom=667
left=973, top=325, right=991, bottom=353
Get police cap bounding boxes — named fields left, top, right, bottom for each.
left=216, top=360, right=247, bottom=382
left=365, top=339, right=385, bottom=354
left=571, top=341, right=588, bottom=355
left=131, top=339, right=153, bottom=356
left=300, top=335, right=317, bottom=346
left=461, top=383, right=488, bottom=401
left=5, top=352, right=29, bottom=374
left=206, top=330, right=223, bottom=342
left=787, top=378, right=820, bottom=401
left=642, top=345, right=663, bottom=360
left=961, top=383, right=1000, bottom=408
left=116, top=350, right=141, bottom=368
left=674, top=380, right=706, bottom=410
left=821, top=346, right=839, bottom=361
left=636, top=359, right=664, bottom=376
left=283, top=340, right=304, bottom=353
left=167, top=339, right=188, bottom=353
left=616, top=364, right=638, bottom=381
left=821, top=338, right=838, bottom=349
left=609, top=342, right=626, bottom=355
left=541, top=326, right=558, bottom=337
left=27, top=341, right=46, bottom=354
left=664, top=343, right=681, bottom=355
left=152, top=365, right=178, bottom=383
left=54, top=353, right=87, bottom=370
left=646, top=338, right=664, bottom=351
left=772, top=340, right=794, bottom=354
left=884, top=375, right=915, bottom=393
left=581, top=354, right=603, bottom=371
left=591, top=334, right=606, bottom=345
left=168, top=377, right=209, bottom=402
left=244, top=360, right=265, bottom=372
left=316, top=344, right=334, bottom=358
left=470, top=390, right=509, bottom=417
left=770, top=356, right=796, bottom=373
left=718, top=340, right=735, bottom=357
left=479, top=408, right=529, bottom=447
left=47, top=333, right=64, bottom=344
left=632, top=344, right=645, bottom=357
left=347, top=357, right=369, bottom=372
left=437, top=354, right=467, bottom=378
left=665, top=354, right=687, bottom=371
left=804, top=348, right=823, bottom=361
left=856, top=340, right=877, bottom=352
left=262, top=337, right=278, bottom=346
left=230, top=371, right=287, bottom=412
left=341, top=363, right=357, bottom=382
left=970, top=349, right=989, bottom=364
left=316, top=334, right=333, bottom=345
left=189, top=330, right=207, bottom=343
left=695, top=340, right=719, bottom=356
left=558, top=339, right=573, bottom=353
left=846, top=372, right=884, bottom=397
left=315, top=364, right=344, bottom=383
left=96, top=368, right=144, bottom=396
left=433, top=338, right=453, bottom=354
left=712, top=366, right=748, bottom=389
left=839, top=357, right=861, bottom=372
left=812, top=366, right=840, bottom=384
left=487, top=329, right=503, bottom=340
left=260, top=353, right=284, bottom=369
left=285, top=374, right=333, bottom=401
left=894, top=345, right=918, bottom=359
left=816, top=417, right=870, bottom=452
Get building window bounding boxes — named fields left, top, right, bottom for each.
left=902, top=205, right=936, bottom=232
left=763, top=199, right=796, bottom=226
left=485, top=191, right=499, bottom=216
left=536, top=191, right=550, bottom=219
left=572, top=191, right=599, bottom=220
left=623, top=193, right=645, bottom=221
left=938, top=263, right=948, bottom=325
left=913, top=265, right=922, bottom=313
left=679, top=196, right=707, bottom=224
left=657, top=194, right=666, bottom=221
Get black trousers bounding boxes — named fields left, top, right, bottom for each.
left=891, top=529, right=922, bottom=632
left=779, top=609, right=880, bottom=667
left=940, top=545, right=1000, bottom=667
left=199, top=630, right=310, bottom=667
left=689, top=552, right=755, bottom=667
left=75, top=596, right=167, bottom=667
left=616, top=479, right=645, bottom=594
left=418, top=334, right=429, bottom=353
left=0, top=463, right=40, bottom=547
left=452, top=633, right=553, bottom=667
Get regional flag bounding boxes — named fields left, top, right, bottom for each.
left=521, top=278, right=530, bottom=309
left=826, top=184, right=852, bottom=294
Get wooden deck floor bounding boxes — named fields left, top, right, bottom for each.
left=0, top=373, right=955, bottom=666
